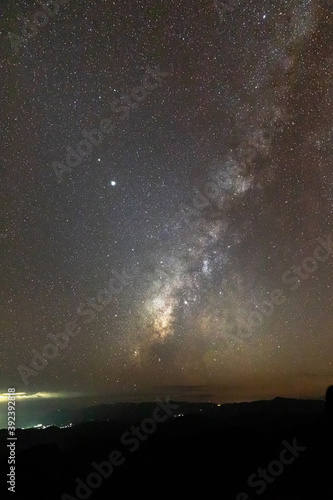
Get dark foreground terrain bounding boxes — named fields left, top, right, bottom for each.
left=1, top=398, right=333, bottom=500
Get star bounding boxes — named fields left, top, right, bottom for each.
left=2, top=0, right=332, bottom=412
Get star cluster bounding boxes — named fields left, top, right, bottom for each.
left=1, top=0, right=333, bottom=403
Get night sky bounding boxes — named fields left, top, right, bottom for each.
left=1, top=0, right=333, bottom=412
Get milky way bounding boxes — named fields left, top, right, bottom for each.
left=1, top=0, right=333, bottom=403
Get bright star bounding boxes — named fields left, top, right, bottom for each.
left=111, top=181, right=116, bottom=186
